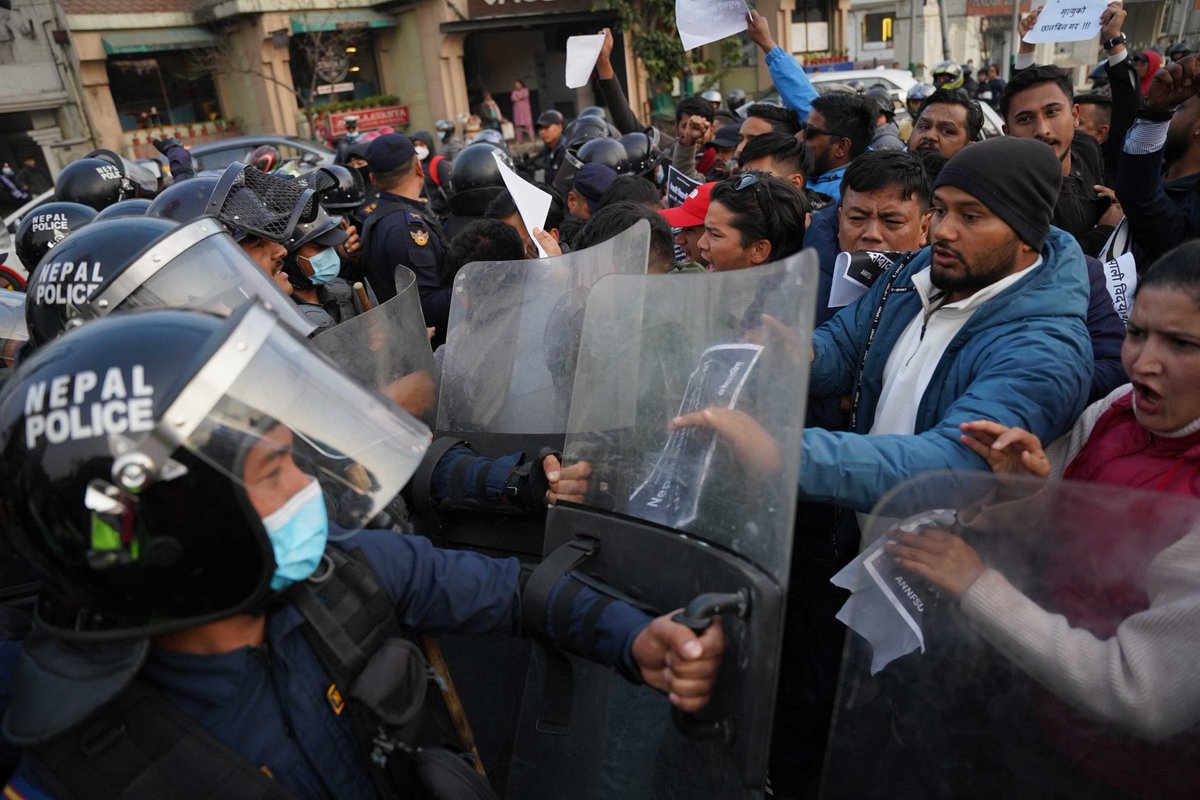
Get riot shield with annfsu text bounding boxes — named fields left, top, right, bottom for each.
left=312, top=267, right=438, bottom=427
left=506, top=250, right=819, bottom=799
left=432, top=220, right=651, bottom=556
left=821, top=471, right=1200, bottom=800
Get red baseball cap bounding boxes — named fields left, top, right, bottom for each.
left=659, top=182, right=716, bottom=228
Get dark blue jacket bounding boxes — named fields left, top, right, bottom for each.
left=5, top=530, right=651, bottom=799
left=364, top=192, right=450, bottom=333
left=806, top=209, right=1124, bottom=402
left=1115, top=145, right=1200, bottom=269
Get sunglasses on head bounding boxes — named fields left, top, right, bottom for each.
left=733, top=172, right=773, bottom=222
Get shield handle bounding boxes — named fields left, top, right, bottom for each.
left=670, top=589, right=750, bottom=744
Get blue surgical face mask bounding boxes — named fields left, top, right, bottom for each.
left=304, top=247, right=342, bottom=286
left=262, top=477, right=328, bottom=590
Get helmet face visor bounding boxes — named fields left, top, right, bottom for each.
left=171, top=303, right=431, bottom=534
left=91, top=221, right=317, bottom=339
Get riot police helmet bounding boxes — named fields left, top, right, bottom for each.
left=145, top=176, right=221, bottom=225
left=297, top=164, right=366, bottom=213
left=578, top=105, right=607, bottom=121
left=55, top=158, right=133, bottom=211
left=726, top=89, right=747, bottom=112
left=0, top=303, right=430, bottom=640
left=206, top=162, right=318, bottom=243
left=564, top=117, right=610, bottom=152
left=701, top=90, right=722, bottom=107
left=15, top=201, right=97, bottom=271
left=93, top=198, right=153, bottom=222
left=24, top=216, right=315, bottom=346
left=435, top=118, right=456, bottom=137
left=85, top=148, right=162, bottom=198
left=578, top=137, right=631, bottom=174
left=618, top=131, right=664, bottom=179
left=448, top=143, right=512, bottom=216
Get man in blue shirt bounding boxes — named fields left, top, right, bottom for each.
left=799, top=94, right=876, bottom=202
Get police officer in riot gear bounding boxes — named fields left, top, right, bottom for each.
left=23, top=216, right=315, bottom=346
left=295, top=164, right=368, bottom=282
left=361, top=134, right=451, bottom=340
left=281, top=205, right=357, bottom=331
left=0, top=305, right=725, bottom=799
left=444, top=143, right=511, bottom=239
left=14, top=201, right=96, bottom=272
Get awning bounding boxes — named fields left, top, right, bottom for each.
left=102, top=27, right=219, bottom=56
left=290, top=9, right=397, bottom=33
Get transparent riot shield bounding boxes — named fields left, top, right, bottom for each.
left=0, top=288, right=27, bottom=368
left=312, top=267, right=438, bottom=427
left=821, top=471, right=1200, bottom=800
left=507, top=250, right=819, bottom=799
left=432, top=220, right=651, bottom=556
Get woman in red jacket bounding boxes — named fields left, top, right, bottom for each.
left=887, top=239, right=1200, bottom=798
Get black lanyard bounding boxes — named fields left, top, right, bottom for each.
left=846, top=251, right=918, bottom=433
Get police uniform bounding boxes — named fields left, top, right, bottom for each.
left=4, top=529, right=652, bottom=800
left=363, top=191, right=450, bottom=332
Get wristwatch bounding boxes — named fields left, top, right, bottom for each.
left=1102, top=33, right=1127, bottom=51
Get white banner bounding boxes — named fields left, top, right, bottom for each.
left=1022, top=0, right=1107, bottom=43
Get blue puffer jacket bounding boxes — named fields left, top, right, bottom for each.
left=800, top=226, right=1094, bottom=512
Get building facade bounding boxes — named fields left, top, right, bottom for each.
left=0, top=0, right=91, bottom=196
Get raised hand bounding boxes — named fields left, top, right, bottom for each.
left=1146, top=55, right=1200, bottom=112
left=959, top=420, right=1051, bottom=477
left=745, top=10, right=778, bottom=54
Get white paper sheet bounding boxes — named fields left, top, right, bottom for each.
left=676, top=0, right=748, bottom=51
left=565, top=34, right=606, bottom=89
left=1022, top=0, right=1108, bottom=43
left=492, top=151, right=553, bottom=258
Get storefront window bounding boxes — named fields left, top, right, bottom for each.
left=107, top=52, right=219, bottom=131
left=288, top=30, right=381, bottom=107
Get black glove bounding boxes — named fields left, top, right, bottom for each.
left=505, top=447, right=559, bottom=514
left=152, top=137, right=183, bottom=155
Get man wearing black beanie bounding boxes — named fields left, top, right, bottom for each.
left=768, top=135, right=1097, bottom=795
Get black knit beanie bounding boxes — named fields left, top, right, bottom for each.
left=933, top=137, right=1062, bottom=251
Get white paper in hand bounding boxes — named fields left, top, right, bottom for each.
left=677, top=0, right=748, bottom=51
left=1023, top=0, right=1108, bottom=43
left=491, top=151, right=552, bottom=257
left=565, top=34, right=606, bottom=89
